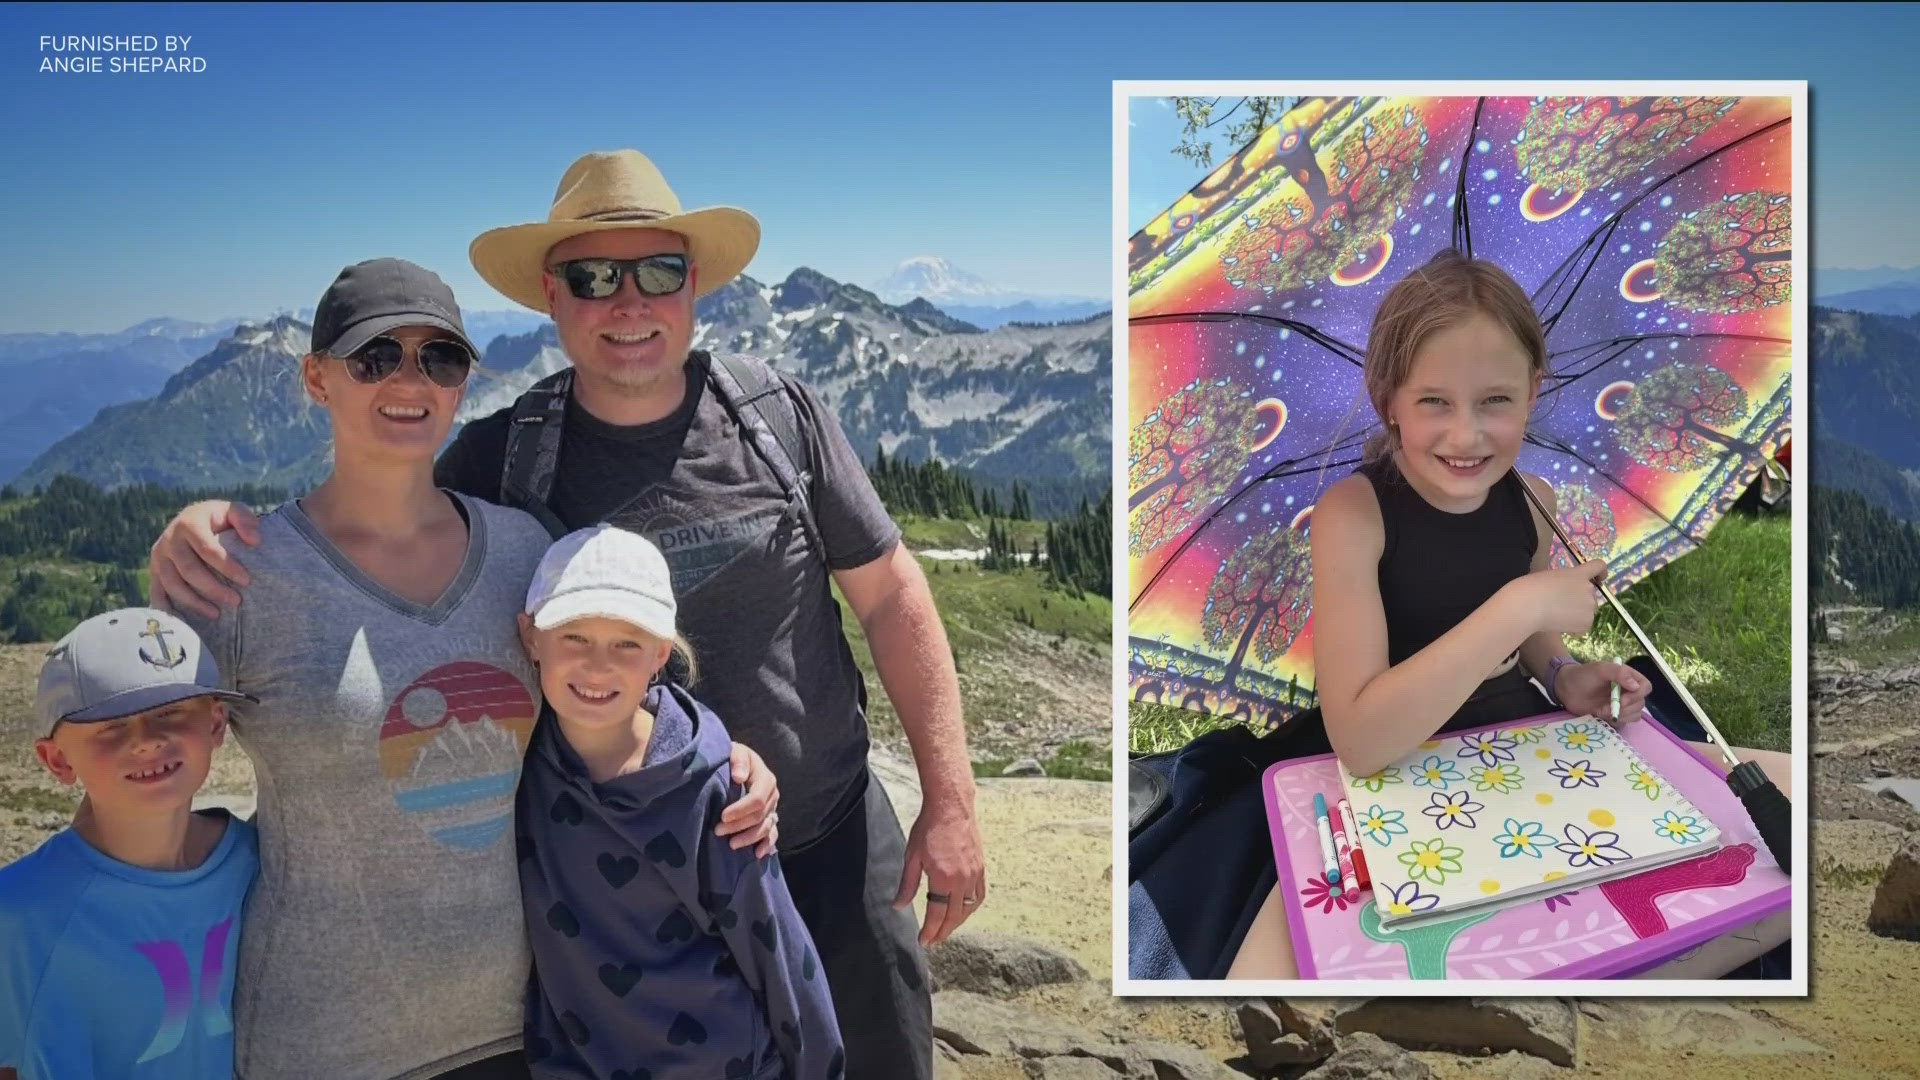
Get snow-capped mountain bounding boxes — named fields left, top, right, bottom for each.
left=873, top=257, right=1018, bottom=305
left=21, top=266, right=1110, bottom=490
left=870, top=257, right=1106, bottom=328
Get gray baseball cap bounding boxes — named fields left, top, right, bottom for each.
left=35, top=608, right=255, bottom=737
left=311, top=257, right=475, bottom=358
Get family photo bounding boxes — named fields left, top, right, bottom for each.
left=0, top=6, right=1112, bottom=1079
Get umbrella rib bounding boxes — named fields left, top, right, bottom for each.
left=1543, top=331, right=1789, bottom=390
left=1130, top=311, right=1366, bottom=366
left=1451, top=97, right=1488, bottom=257
left=1521, top=430, right=1698, bottom=543
left=1128, top=436, right=1373, bottom=610
left=1533, top=115, right=1792, bottom=332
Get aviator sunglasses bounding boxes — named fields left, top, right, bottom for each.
left=331, top=335, right=475, bottom=388
left=548, top=254, right=689, bottom=301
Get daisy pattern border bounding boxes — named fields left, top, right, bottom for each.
left=1469, top=762, right=1525, bottom=794
left=1358, top=803, right=1408, bottom=848
left=1555, top=822, right=1631, bottom=868
left=1548, top=757, right=1605, bottom=790
left=1397, top=836, right=1465, bottom=885
left=1410, top=754, right=1463, bottom=790
left=1421, top=789, right=1484, bottom=831
left=1350, top=765, right=1404, bottom=793
left=1493, top=817, right=1548, bottom=859
left=1652, top=808, right=1708, bottom=845
left=1454, top=730, right=1518, bottom=768
left=1555, top=720, right=1609, bottom=754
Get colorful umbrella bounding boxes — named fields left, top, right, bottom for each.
left=1127, top=95, right=1793, bottom=727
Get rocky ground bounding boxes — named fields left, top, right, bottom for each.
left=7, top=642, right=1920, bottom=1077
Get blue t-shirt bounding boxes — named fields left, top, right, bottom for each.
left=0, top=810, right=257, bottom=1080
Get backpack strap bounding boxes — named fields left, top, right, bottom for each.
left=498, top=367, right=573, bottom=539
left=702, top=351, right=827, bottom=563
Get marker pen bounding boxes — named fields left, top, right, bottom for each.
left=1313, top=792, right=1342, bottom=896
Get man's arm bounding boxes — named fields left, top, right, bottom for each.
left=833, top=542, right=985, bottom=945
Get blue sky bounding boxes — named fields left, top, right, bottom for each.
left=3, top=2, right=1916, bottom=331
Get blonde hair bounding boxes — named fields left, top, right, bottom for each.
left=1360, top=250, right=1547, bottom=462
left=665, top=633, right=699, bottom=688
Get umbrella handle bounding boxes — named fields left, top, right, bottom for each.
left=1507, top=470, right=1742, bottom=769
left=1728, top=762, right=1793, bottom=874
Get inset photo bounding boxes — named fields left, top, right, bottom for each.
left=1119, top=85, right=1803, bottom=992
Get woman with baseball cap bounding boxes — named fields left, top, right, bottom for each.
left=173, top=259, right=780, bottom=1080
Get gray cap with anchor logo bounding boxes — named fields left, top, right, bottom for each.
left=35, top=607, right=255, bottom=737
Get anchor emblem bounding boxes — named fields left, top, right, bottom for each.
left=138, top=619, right=188, bottom=669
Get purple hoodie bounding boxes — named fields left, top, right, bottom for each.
left=517, top=683, right=843, bottom=1080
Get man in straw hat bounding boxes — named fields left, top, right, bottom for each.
left=148, top=150, right=979, bottom=1078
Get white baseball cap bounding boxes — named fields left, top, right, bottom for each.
left=524, top=524, right=677, bottom=640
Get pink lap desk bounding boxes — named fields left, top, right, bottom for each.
left=1261, top=710, right=1789, bottom=979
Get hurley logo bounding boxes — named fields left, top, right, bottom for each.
left=138, top=619, right=188, bottom=670
left=133, top=915, right=235, bottom=1063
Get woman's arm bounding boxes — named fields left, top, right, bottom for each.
left=1314, top=475, right=1544, bottom=776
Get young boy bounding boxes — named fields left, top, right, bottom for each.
left=0, top=608, right=257, bottom=1080
left=515, top=524, right=843, bottom=1079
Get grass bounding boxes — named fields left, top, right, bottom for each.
left=835, top=553, right=1111, bottom=759
left=1818, top=613, right=1920, bottom=665
left=896, top=515, right=1051, bottom=551
left=1129, top=509, right=1790, bottom=755
left=1815, top=855, right=1884, bottom=890
left=973, top=740, right=1110, bottom=781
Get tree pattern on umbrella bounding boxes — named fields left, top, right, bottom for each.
left=1652, top=191, right=1791, bottom=314
left=1516, top=97, right=1735, bottom=200
left=1612, top=361, right=1758, bottom=473
left=1127, top=94, right=1793, bottom=722
left=1129, top=378, right=1281, bottom=555
left=1199, top=523, right=1313, bottom=696
left=1220, top=103, right=1431, bottom=294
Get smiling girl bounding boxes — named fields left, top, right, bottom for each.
left=1226, top=249, right=1790, bottom=978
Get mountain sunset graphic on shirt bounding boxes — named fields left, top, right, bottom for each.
left=377, top=662, right=537, bottom=850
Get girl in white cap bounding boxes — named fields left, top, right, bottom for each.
left=516, top=523, right=842, bottom=1080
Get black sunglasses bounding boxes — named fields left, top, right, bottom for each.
left=548, top=254, right=689, bottom=301
left=332, top=335, right=475, bottom=388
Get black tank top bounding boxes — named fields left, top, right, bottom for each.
left=1363, top=454, right=1538, bottom=668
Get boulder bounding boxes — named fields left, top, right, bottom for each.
left=1331, top=998, right=1577, bottom=1067
left=1297, top=1033, right=1434, bottom=1080
left=1236, top=1000, right=1335, bottom=1067
left=1004, top=758, right=1047, bottom=778
left=1868, top=834, right=1920, bottom=940
left=931, top=930, right=1089, bottom=997
left=1025, top=1058, right=1122, bottom=1079
left=933, top=991, right=1121, bottom=1062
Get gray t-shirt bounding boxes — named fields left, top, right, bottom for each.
left=436, top=355, right=902, bottom=847
left=184, top=492, right=553, bottom=1079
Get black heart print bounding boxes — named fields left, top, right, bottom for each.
left=724, top=1056, right=754, bottom=1080
left=644, top=831, right=687, bottom=867
left=751, top=918, right=777, bottom=951
left=657, top=908, right=696, bottom=944
left=828, top=1046, right=846, bottom=1079
left=598, top=853, right=640, bottom=888
left=598, top=962, right=643, bottom=997
left=547, top=902, right=580, bottom=938
left=551, top=792, right=584, bottom=826
left=667, top=1011, right=708, bottom=1046
left=559, top=1010, right=591, bottom=1046
left=713, top=951, right=739, bottom=979
left=802, top=947, right=817, bottom=981
left=780, top=1019, right=799, bottom=1047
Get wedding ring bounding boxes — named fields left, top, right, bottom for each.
left=926, top=891, right=951, bottom=904
left=961, top=897, right=979, bottom=907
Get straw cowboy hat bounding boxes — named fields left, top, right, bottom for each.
left=470, top=150, right=760, bottom=313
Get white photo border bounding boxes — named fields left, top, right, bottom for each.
left=1111, top=78, right=1809, bottom=998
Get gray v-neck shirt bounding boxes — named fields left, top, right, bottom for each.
left=183, top=492, right=554, bottom=1079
